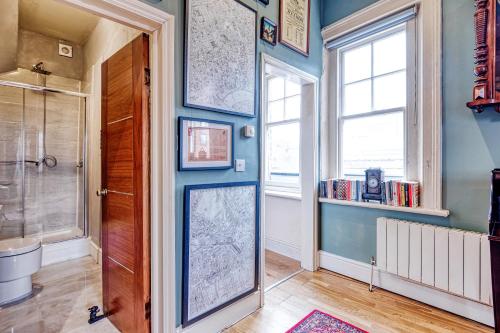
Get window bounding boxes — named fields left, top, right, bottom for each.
left=322, top=1, right=444, bottom=211
left=264, top=76, right=302, bottom=190
left=338, top=26, right=410, bottom=180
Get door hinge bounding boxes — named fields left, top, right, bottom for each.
left=144, top=68, right=151, bottom=86
left=145, top=301, right=151, bottom=319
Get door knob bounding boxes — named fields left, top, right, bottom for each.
left=96, top=188, right=108, bottom=197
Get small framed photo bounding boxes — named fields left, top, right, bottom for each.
left=179, top=117, right=234, bottom=171
left=260, top=17, right=277, bottom=46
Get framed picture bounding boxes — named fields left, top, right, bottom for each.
left=279, top=0, right=311, bottom=56
left=260, top=17, right=277, bottom=46
left=178, top=117, right=234, bottom=170
left=182, top=181, right=260, bottom=327
left=184, top=0, right=257, bottom=117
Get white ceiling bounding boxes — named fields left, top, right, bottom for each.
left=19, top=0, right=99, bottom=44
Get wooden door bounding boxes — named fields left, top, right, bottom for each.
left=100, top=33, right=150, bottom=333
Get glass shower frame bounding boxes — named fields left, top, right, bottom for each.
left=0, top=79, right=88, bottom=243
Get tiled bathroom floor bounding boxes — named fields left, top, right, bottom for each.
left=0, top=256, right=119, bottom=333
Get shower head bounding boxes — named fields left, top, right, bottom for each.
left=31, top=62, right=51, bottom=75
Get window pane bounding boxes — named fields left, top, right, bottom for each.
left=285, top=95, right=301, bottom=120
left=343, top=44, right=371, bottom=84
left=373, top=30, right=406, bottom=76
left=286, top=81, right=301, bottom=97
left=373, top=71, right=406, bottom=110
left=343, top=79, right=371, bottom=116
left=268, top=99, right=284, bottom=122
left=267, top=122, right=300, bottom=184
left=268, top=77, right=284, bottom=101
left=342, top=112, right=404, bottom=178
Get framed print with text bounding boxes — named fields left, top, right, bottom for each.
left=279, top=0, right=310, bottom=56
left=179, top=117, right=234, bottom=170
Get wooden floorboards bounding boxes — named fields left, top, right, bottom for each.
left=265, top=250, right=302, bottom=289
left=227, top=268, right=494, bottom=333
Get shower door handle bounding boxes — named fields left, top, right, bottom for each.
left=96, top=188, right=108, bottom=197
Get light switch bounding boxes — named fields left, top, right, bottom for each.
left=243, top=125, right=255, bottom=138
left=235, top=159, right=245, bottom=172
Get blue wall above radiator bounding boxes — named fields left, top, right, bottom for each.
left=319, top=0, right=500, bottom=264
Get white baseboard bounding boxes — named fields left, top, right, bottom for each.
left=319, top=251, right=494, bottom=327
left=265, top=237, right=301, bottom=261
left=42, top=237, right=90, bottom=266
left=89, top=239, right=102, bottom=265
left=176, top=292, right=260, bottom=333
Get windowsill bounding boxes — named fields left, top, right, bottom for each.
left=265, top=190, right=302, bottom=201
left=319, top=197, right=450, bottom=217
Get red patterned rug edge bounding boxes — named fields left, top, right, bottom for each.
left=285, top=309, right=369, bottom=333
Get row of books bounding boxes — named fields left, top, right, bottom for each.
left=319, top=179, right=420, bottom=208
left=383, top=181, right=419, bottom=207
left=319, top=179, right=365, bottom=202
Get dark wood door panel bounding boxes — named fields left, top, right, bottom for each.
left=106, top=259, right=135, bottom=333
left=107, top=44, right=133, bottom=123
left=106, top=119, right=134, bottom=193
left=106, top=192, right=135, bottom=272
left=102, top=33, right=150, bottom=333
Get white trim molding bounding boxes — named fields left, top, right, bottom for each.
left=319, top=251, right=494, bottom=327
left=59, top=1, right=176, bottom=333
left=320, top=0, right=443, bottom=211
left=265, top=237, right=301, bottom=261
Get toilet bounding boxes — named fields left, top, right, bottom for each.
left=0, top=238, right=42, bottom=306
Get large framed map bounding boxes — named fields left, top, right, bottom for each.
left=182, top=182, right=260, bottom=326
left=184, top=0, right=257, bottom=117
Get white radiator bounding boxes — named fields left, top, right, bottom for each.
left=376, top=217, right=493, bottom=305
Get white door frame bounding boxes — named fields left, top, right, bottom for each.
left=58, top=1, right=176, bottom=332
left=259, top=53, right=320, bottom=305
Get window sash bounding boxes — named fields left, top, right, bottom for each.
left=264, top=76, right=302, bottom=191
left=336, top=22, right=416, bottom=180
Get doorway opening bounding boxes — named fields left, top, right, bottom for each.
left=260, top=54, right=319, bottom=293
left=0, top=0, right=175, bottom=331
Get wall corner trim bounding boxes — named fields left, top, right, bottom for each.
left=318, top=250, right=494, bottom=327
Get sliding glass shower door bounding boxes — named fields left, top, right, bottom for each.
left=0, top=81, right=86, bottom=243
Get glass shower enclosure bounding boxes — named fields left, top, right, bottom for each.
left=0, top=79, right=87, bottom=243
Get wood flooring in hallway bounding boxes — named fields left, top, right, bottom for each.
left=227, top=269, right=494, bottom=333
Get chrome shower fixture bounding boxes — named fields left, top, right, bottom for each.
left=31, top=62, right=51, bottom=75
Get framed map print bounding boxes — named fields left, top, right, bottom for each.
left=279, top=0, right=311, bottom=56
left=178, top=117, right=234, bottom=170
left=182, top=181, right=260, bottom=327
left=184, top=0, right=257, bottom=117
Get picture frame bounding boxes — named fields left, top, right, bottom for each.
left=178, top=117, right=234, bottom=171
left=260, top=17, right=277, bottom=46
left=184, top=0, right=257, bottom=117
left=279, top=0, right=311, bottom=56
left=182, top=181, right=260, bottom=327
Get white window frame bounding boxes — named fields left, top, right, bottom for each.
left=321, top=0, right=447, bottom=213
left=263, top=74, right=302, bottom=193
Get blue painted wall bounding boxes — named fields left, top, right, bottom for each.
left=140, top=0, right=323, bottom=325
left=320, top=0, right=500, bottom=264
left=321, top=0, right=378, bottom=26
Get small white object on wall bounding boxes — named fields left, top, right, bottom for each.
left=243, top=125, right=255, bottom=138
left=235, top=159, right=245, bottom=172
left=58, top=42, right=73, bottom=58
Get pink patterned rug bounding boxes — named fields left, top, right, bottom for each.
left=286, top=310, right=368, bottom=333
